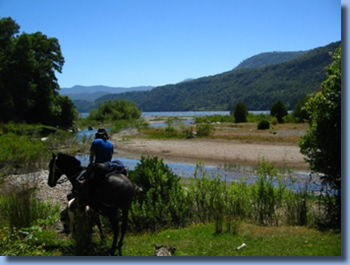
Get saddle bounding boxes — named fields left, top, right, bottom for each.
left=77, top=160, right=127, bottom=183
left=74, top=160, right=127, bottom=202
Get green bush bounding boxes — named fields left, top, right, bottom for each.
left=0, top=188, right=59, bottom=231
left=232, top=102, right=248, bottom=123
left=128, top=158, right=316, bottom=233
left=188, top=165, right=228, bottom=233
left=270, top=100, right=288, bottom=123
left=196, top=123, right=215, bottom=136
left=257, top=120, right=270, bottom=130
left=270, top=117, right=278, bottom=126
left=0, top=133, right=49, bottom=177
left=250, top=159, right=288, bottom=225
left=87, top=99, right=141, bottom=123
left=0, top=225, right=46, bottom=256
left=129, top=156, right=189, bottom=232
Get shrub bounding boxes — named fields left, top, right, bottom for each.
left=0, top=133, right=49, bottom=177
left=270, top=100, right=288, bottom=123
left=86, top=99, right=141, bottom=123
left=196, top=123, right=214, bottom=136
left=165, top=118, right=177, bottom=136
left=293, top=97, right=310, bottom=123
left=129, top=156, right=189, bottom=232
left=0, top=188, right=59, bottom=231
left=250, top=159, right=286, bottom=225
left=257, top=120, right=270, bottom=130
left=232, top=102, right=248, bottom=123
left=270, top=117, right=278, bottom=126
left=188, top=163, right=252, bottom=234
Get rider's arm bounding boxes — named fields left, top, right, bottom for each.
left=89, top=151, right=95, bottom=164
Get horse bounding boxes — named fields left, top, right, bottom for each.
left=48, top=153, right=134, bottom=256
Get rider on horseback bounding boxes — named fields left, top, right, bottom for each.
left=76, top=128, right=127, bottom=203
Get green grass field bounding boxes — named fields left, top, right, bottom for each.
left=123, top=223, right=341, bottom=256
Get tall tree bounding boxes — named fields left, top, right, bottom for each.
left=0, top=17, right=75, bottom=127
left=299, top=46, right=341, bottom=228
left=0, top=17, right=20, bottom=120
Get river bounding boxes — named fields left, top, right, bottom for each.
left=76, top=111, right=320, bottom=192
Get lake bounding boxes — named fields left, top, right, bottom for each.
left=79, top=110, right=272, bottom=119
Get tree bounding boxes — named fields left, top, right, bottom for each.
left=232, top=102, right=248, bottom=123
left=270, top=100, right=288, bottom=123
left=87, top=99, right=141, bottom=122
left=0, top=17, right=75, bottom=128
left=0, top=18, right=19, bottom=121
left=299, top=46, right=341, bottom=228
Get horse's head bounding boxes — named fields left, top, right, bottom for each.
left=48, top=153, right=64, bottom=187
left=48, top=153, right=83, bottom=187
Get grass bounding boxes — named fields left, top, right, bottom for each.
left=11, top=222, right=339, bottom=256
left=138, top=122, right=308, bottom=144
left=122, top=223, right=340, bottom=256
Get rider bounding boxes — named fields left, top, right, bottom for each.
left=89, top=128, right=114, bottom=164
left=76, top=128, right=126, bottom=203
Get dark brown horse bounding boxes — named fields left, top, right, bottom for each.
left=48, top=153, right=134, bottom=256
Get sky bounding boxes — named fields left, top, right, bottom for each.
left=0, top=0, right=341, bottom=89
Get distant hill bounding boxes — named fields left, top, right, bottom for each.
left=94, top=41, right=340, bottom=112
left=60, top=85, right=153, bottom=102
left=234, top=51, right=308, bottom=70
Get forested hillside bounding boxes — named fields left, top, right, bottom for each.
left=90, top=41, right=340, bottom=112
left=234, top=50, right=307, bottom=70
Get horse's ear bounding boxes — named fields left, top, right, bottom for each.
left=52, top=153, right=56, bottom=159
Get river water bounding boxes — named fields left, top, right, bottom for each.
left=76, top=111, right=320, bottom=192
left=75, top=154, right=319, bottom=192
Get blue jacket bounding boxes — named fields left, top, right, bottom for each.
left=90, top=138, right=113, bottom=163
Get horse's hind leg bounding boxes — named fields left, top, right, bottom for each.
left=94, top=213, right=105, bottom=243
left=117, top=208, right=130, bottom=256
left=108, top=214, right=119, bottom=256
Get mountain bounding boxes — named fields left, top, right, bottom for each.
left=177, top=78, right=195, bottom=83
left=234, top=51, right=308, bottom=70
left=60, top=85, right=153, bottom=102
left=94, top=41, right=340, bottom=112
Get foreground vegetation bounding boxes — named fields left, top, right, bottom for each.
left=0, top=155, right=341, bottom=256
left=0, top=220, right=340, bottom=256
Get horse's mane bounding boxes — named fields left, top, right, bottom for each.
left=57, top=153, right=82, bottom=167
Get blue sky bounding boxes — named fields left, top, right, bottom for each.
left=0, top=0, right=341, bottom=89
